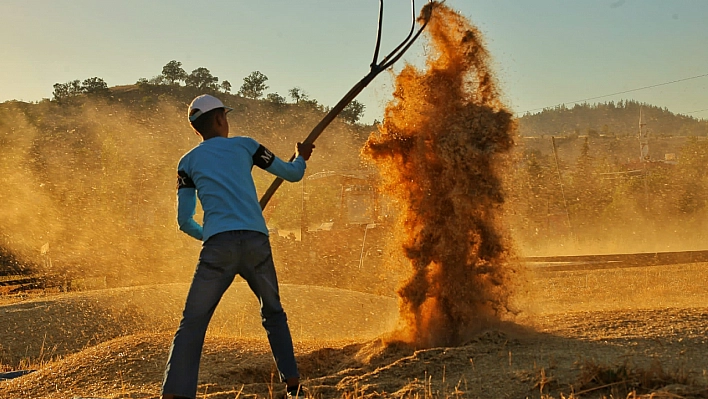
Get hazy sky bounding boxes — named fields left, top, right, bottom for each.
left=2, top=0, right=707, bottom=122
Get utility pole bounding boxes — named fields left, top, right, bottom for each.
left=639, top=107, right=650, bottom=211
left=639, top=107, right=649, bottom=162
left=551, top=136, right=575, bottom=245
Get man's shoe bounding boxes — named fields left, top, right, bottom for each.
left=286, top=385, right=307, bottom=399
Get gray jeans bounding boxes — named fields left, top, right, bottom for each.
left=162, top=230, right=299, bottom=398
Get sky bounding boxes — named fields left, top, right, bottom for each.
left=2, top=0, right=707, bottom=123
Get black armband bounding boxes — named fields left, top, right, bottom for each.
left=253, top=145, right=275, bottom=169
left=177, top=170, right=195, bottom=189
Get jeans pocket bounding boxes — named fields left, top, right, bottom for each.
left=239, top=231, right=265, bottom=254
left=198, top=244, right=231, bottom=273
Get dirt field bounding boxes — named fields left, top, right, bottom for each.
left=1, top=262, right=708, bottom=399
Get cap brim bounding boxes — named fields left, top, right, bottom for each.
left=189, top=106, right=233, bottom=122
left=188, top=110, right=203, bottom=122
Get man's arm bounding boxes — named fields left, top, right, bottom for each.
left=252, top=142, right=315, bottom=182
left=176, top=170, right=204, bottom=240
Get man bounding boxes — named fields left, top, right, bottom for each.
left=162, top=94, right=313, bottom=399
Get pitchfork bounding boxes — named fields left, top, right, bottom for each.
left=259, top=0, right=434, bottom=209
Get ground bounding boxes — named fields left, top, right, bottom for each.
left=1, top=262, right=708, bottom=399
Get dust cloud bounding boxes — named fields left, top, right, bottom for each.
left=0, top=94, right=369, bottom=290
left=363, top=3, right=517, bottom=348
left=0, top=99, right=200, bottom=286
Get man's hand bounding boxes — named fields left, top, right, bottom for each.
left=296, top=142, right=315, bottom=161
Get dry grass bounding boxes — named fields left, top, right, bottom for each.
left=569, top=359, right=705, bottom=398
left=0, top=331, right=57, bottom=374
left=523, top=262, right=708, bottom=315
left=530, top=359, right=708, bottom=399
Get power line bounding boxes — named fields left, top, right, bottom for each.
left=686, top=108, right=708, bottom=114
left=520, top=72, right=708, bottom=115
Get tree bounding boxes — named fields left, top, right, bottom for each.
left=148, top=75, right=166, bottom=85
left=238, top=71, right=269, bottom=99
left=161, top=60, right=187, bottom=85
left=52, top=83, right=70, bottom=103
left=672, top=138, right=708, bottom=214
left=575, top=137, right=592, bottom=178
left=81, top=77, right=109, bottom=96
left=340, top=100, right=366, bottom=124
left=69, top=79, right=82, bottom=95
left=300, top=98, right=320, bottom=110
left=52, top=79, right=83, bottom=103
left=567, top=137, right=613, bottom=235
left=286, top=87, right=321, bottom=109
left=185, top=67, right=219, bottom=91
left=511, top=150, right=554, bottom=248
left=288, top=87, right=307, bottom=103
left=220, top=80, right=232, bottom=94
left=266, top=92, right=287, bottom=105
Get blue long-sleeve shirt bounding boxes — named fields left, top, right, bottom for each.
left=176, top=136, right=306, bottom=241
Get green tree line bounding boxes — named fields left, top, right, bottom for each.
left=519, top=100, right=708, bottom=138
left=50, top=60, right=366, bottom=124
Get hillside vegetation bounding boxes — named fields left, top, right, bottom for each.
left=519, top=100, right=708, bottom=138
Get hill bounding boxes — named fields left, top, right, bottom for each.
left=518, top=100, right=708, bottom=138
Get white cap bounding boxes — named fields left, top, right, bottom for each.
left=188, top=94, right=234, bottom=122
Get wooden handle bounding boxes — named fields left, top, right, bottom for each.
left=259, top=69, right=381, bottom=210
left=258, top=1, right=434, bottom=210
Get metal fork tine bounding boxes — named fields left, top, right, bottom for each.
left=376, top=0, right=418, bottom=69
left=370, top=0, right=385, bottom=69
left=380, top=16, right=430, bottom=70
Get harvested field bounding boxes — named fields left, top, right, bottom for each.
left=0, top=283, right=397, bottom=368
left=2, top=264, right=708, bottom=398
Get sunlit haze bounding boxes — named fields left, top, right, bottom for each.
left=4, top=2, right=708, bottom=398
left=2, top=0, right=707, bottom=121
